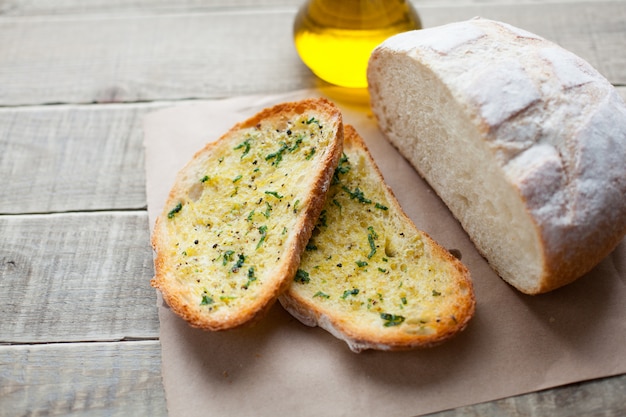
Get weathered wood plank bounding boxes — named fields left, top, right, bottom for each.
left=0, top=341, right=167, bottom=417
left=0, top=211, right=158, bottom=343
left=0, top=2, right=623, bottom=106
left=427, top=375, right=626, bottom=417
left=0, top=0, right=298, bottom=15
left=0, top=103, right=164, bottom=214
left=0, top=10, right=311, bottom=105
left=0, top=0, right=621, bottom=16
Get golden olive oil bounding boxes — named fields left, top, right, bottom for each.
left=294, top=0, right=421, bottom=88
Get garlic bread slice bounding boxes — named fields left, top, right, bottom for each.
left=280, top=125, right=475, bottom=352
left=152, top=98, right=344, bottom=330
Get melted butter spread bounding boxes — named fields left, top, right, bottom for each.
left=165, top=115, right=330, bottom=311
left=294, top=150, right=460, bottom=333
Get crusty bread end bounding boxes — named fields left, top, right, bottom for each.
left=367, top=18, right=626, bottom=294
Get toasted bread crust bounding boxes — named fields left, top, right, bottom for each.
left=151, top=98, right=344, bottom=330
left=280, top=125, right=475, bottom=352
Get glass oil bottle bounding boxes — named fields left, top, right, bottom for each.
left=294, top=0, right=422, bottom=88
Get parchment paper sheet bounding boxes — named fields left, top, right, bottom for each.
left=144, top=88, right=626, bottom=417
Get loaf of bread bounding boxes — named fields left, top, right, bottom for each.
left=279, top=125, right=475, bottom=352
left=151, top=98, right=344, bottom=330
left=367, top=18, right=626, bottom=294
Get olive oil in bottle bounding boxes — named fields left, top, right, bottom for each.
left=294, top=0, right=422, bottom=88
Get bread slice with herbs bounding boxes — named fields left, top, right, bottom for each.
left=151, top=98, right=344, bottom=331
left=279, top=125, right=475, bottom=352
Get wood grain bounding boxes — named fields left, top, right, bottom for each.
left=0, top=341, right=167, bottom=417
left=0, top=2, right=623, bottom=107
left=0, top=211, right=158, bottom=344
left=0, top=103, right=164, bottom=214
left=1, top=0, right=621, bottom=16
left=0, top=10, right=311, bottom=105
left=427, top=375, right=626, bottom=417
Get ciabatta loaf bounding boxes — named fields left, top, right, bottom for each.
left=151, top=98, right=344, bottom=330
left=279, top=125, right=475, bottom=352
left=367, top=18, right=626, bottom=294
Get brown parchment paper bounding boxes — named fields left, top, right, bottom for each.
left=144, top=89, right=626, bottom=417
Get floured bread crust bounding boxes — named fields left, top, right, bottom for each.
left=367, top=17, right=626, bottom=294
left=280, top=126, right=475, bottom=352
left=151, top=98, right=344, bottom=330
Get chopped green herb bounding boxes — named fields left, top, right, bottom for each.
left=306, top=117, right=319, bottom=125
left=432, top=290, right=442, bottom=297
left=356, top=260, right=368, bottom=268
left=200, top=175, right=209, bottom=183
left=306, top=147, right=316, bottom=160
left=313, top=291, right=330, bottom=299
left=332, top=154, right=351, bottom=184
left=234, top=138, right=252, bottom=159
left=265, top=142, right=288, bottom=166
left=265, top=191, right=283, bottom=199
left=167, top=202, right=183, bottom=219
left=342, top=186, right=372, bottom=204
left=367, top=226, right=378, bottom=259
left=401, top=297, right=407, bottom=305
left=332, top=199, right=342, bottom=212
left=257, top=225, right=268, bottom=249
left=288, top=135, right=304, bottom=152
left=231, top=253, right=245, bottom=272
left=247, top=210, right=255, bottom=221
left=233, top=174, right=242, bottom=183
left=222, top=250, right=235, bottom=265
left=375, top=202, right=388, bottom=210
left=337, top=154, right=350, bottom=173
left=294, top=269, right=310, bottom=284
left=341, top=288, right=360, bottom=299
left=293, top=199, right=300, bottom=213
left=263, top=202, right=272, bottom=218
left=243, top=267, right=257, bottom=289
left=378, top=267, right=387, bottom=273
left=380, top=313, right=405, bottom=327
left=200, top=294, right=214, bottom=305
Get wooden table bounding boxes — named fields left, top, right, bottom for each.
left=1, top=1, right=624, bottom=415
